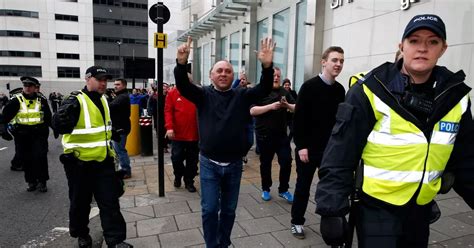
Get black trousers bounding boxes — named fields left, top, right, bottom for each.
left=171, top=140, right=199, bottom=185
left=356, top=196, right=430, bottom=248
left=291, top=150, right=323, bottom=225
left=63, top=157, right=126, bottom=246
left=11, top=136, right=23, bottom=168
left=16, top=131, right=49, bottom=183
left=256, top=133, right=292, bottom=193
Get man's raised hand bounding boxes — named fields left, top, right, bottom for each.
left=177, top=36, right=192, bottom=65
left=257, top=37, right=276, bottom=69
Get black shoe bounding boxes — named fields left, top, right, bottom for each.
left=109, top=241, right=134, bottom=248
left=185, top=184, right=197, bottom=193
left=174, top=178, right=181, bottom=188
left=10, top=165, right=24, bottom=171
left=27, top=182, right=37, bottom=192
left=38, top=182, right=47, bottom=193
left=78, top=234, right=92, bottom=248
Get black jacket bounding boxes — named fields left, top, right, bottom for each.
left=109, top=89, right=131, bottom=134
left=174, top=62, right=273, bottom=162
left=315, top=61, right=474, bottom=217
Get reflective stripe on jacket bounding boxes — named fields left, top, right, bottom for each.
left=361, top=84, right=469, bottom=206
left=14, top=94, right=44, bottom=125
left=62, top=91, right=114, bottom=162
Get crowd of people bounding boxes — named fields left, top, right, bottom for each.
left=1, top=13, right=474, bottom=248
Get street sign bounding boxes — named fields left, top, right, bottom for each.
left=149, top=3, right=170, bottom=24
left=154, top=32, right=167, bottom=48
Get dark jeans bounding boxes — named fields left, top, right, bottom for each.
left=171, top=140, right=199, bottom=185
left=63, top=157, right=126, bottom=246
left=200, top=154, right=242, bottom=248
left=112, top=134, right=131, bottom=173
left=356, top=197, right=430, bottom=248
left=16, top=131, right=49, bottom=183
left=291, top=150, right=323, bottom=225
left=256, top=133, right=292, bottom=193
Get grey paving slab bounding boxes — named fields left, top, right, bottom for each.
left=230, top=223, right=248, bottom=239
left=153, top=201, right=191, bottom=217
left=438, top=234, right=474, bottom=247
left=439, top=205, right=461, bottom=217
left=234, top=206, right=254, bottom=222
left=273, top=212, right=320, bottom=227
left=237, top=193, right=259, bottom=207
left=307, top=224, right=321, bottom=235
left=187, top=199, right=202, bottom=212
left=239, top=184, right=261, bottom=194
left=136, top=216, right=178, bottom=236
left=429, top=229, right=451, bottom=244
left=125, top=235, right=160, bottom=248
left=119, top=195, right=136, bottom=208
left=435, top=190, right=461, bottom=201
left=175, top=212, right=202, bottom=230
left=244, top=202, right=288, bottom=218
left=126, top=222, right=137, bottom=239
left=232, top=233, right=284, bottom=248
left=166, top=191, right=201, bottom=203
left=275, top=200, right=292, bottom=212
left=159, top=229, right=204, bottom=248
left=135, top=194, right=170, bottom=207
left=451, top=212, right=474, bottom=226
left=437, top=197, right=472, bottom=214
left=272, top=228, right=325, bottom=247
left=123, top=205, right=155, bottom=217
left=430, top=216, right=474, bottom=238
left=122, top=211, right=155, bottom=223
left=238, top=217, right=286, bottom=235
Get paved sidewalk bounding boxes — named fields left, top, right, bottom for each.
left=112, top=148, right=474, bottom=248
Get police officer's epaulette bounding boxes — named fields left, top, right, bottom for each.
left=9, top=92, right=22, bottom=100
left=63, top=90, right=82, bottom=101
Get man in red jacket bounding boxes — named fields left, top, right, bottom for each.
left=165, top=86, right=199, bottom=192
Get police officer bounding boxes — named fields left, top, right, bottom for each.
left=2, top=76, right=51, bottom=192
left=52, top=66, right=132, bottom=248
left=315, top=14, right=474, bottom=247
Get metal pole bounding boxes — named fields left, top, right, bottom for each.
left=157, top=2, right=165, bottom=197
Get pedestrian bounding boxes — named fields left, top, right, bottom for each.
left=282, top=78, right=297, bottom=143
left=53, top=66, right=132, bottom=248
left=164, top=84, right=199, bottom=192
left=49, top=92, right=58, bottom=113
left=2, top=76, right=52, bottom=192
left=110, top=78, right=132, bottom=179
left=250, top=67, right=296, bottom=203
left=290, top=46, right=345, bottom=239
left=175, top=36, right=275, bottom=248
left=315, top=14, right=474, bottom=248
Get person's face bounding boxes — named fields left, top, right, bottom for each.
left=399, top=29, right=447, bottom=76
left=273, top=69, right=281, bottom=89
left=87, top=76, right=107, bottom=94
left=239, top=74, right=248, bottom=87
left=114, top=81, right=126, bottom=92
left=322, top=51, right=344, bottom=79
left=163, top=84, right=169, bottom=94
left=22, top=84, right=35, bottom=95
left=210, top=61, right=234, bottom=91
left=283, top=82, right=291, bottom=91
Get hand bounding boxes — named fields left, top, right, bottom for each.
left=256, top=37, right=276, bottom=69
left=269, top=101, right=281, bottom=110
left=298, top=149, right=309, bottom=163
left=320, top=216, right=349, bottom=247
left=177, top=36, right=192, bottom=65
left=280, top=97, right=290, bottom=109
left=165, top=129, right=175, bottom=140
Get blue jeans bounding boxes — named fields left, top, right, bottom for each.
left=112, top=134, right=131, bottom=174
left=200, top=154, right=242, bottom=248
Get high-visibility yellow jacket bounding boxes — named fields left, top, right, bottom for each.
left=349, top=71, right=367, bottom=87
left=13, top=94, right=44, bottom=125
left=62, top=91, right=114, bottom=162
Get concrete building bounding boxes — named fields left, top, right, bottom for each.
left=166, top=0, right=474, bottom=95
left=0, top=0, right=149, bottom=95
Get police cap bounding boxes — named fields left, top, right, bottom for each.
left=20, top=76, right=40, bottom=86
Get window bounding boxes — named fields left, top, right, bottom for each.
left=55, top=14, right=78, bottom=22
left=58, top=67, right=80, bottom=78
left=255, top=18, right=268, bottom=83
left=95, top=54, right=119, bottom=61
left=229, top=31, right=240, bottom=80
left=272, top=8, right=290, bottom=79
left=0, top=30, right=40, bottom=38
left=294, top=0, right=307, bottom=92
left=0, top=9, right=38, bottom=18
left=94, top=36, right=147, bottom=45
left=57, top=53, right=80, bottom=59
left=0, top=65, right=42, bottom=77
left=94, top=17, right=147, bottom=27
left=93, top=0, right=147, bottom=9
left=0, top=50, right=40, bottom=58
left=56, top=33, right=79, bottom=41
left=220, top=36, right=228, bottom=60
left=202, top=43, right=211, bottom=86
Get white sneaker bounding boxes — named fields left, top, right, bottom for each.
left=291, top=224, right=305, bottom=239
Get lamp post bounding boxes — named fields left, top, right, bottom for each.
left=116, top=40, right=122, bottom=77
